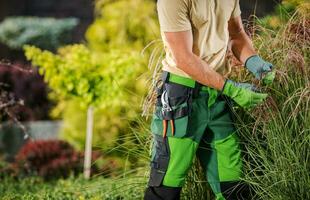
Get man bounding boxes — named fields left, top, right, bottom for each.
left=144, top=0, right=275, bottom=199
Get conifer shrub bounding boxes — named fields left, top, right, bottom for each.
left=0, top=17, right=78, bottom=50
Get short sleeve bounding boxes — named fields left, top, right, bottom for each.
left=231, top=0, right=241, bottom=18
left=157, top=0, right=192, bottom=32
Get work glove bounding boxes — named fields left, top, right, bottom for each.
left=222, top=80, right=268, bottom=109
left=245, top=55, right=275, bottom=85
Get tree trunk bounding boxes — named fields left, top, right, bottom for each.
left=83, top=105, right=94, bottom=179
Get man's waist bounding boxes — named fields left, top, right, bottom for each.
left=161, top=71, right=220, bottom=94
left=161, top=71, right=220, bottom=106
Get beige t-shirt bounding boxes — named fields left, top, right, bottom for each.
left=157, top=0, right=241, bottom=77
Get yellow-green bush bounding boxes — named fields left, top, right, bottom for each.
left=33, top=0, right=160, bottom=154
left=25, top=44, right=148, bottom=152
left=86, top=0, right=159, bottom=52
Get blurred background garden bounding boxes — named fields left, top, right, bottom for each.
left=0, top=0, right=309, bottom=199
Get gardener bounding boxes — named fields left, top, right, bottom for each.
left=144, top=0, right=275, bottom=200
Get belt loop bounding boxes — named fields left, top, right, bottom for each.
left=162, top=71, right=170, bottom=83
left=193, top=81, right=202, bottom=98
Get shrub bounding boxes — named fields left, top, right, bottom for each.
left=49, top=0, right=160, bottom=153
left=0, top=63, right=51, bottom=121
left=23, top=0, right=160, bottom=154
left=12, top=139, right=121, bottom=180
left=13, top=140, right=86, bottom=179
left=0, top=17, right=78, bottom=50
left=24, top=44, right=148, bottom=152
left=86, top=0, right=159, bottom=52
left=24, top=44, right=145, bottom=108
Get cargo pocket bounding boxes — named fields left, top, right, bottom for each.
left=150, top=82, right=192, bottom=138
left=148, top=135, right=170, bottom=187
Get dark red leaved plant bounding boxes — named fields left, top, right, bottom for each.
left=12, top=140, right=96, bottom=179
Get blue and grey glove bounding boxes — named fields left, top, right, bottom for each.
left=245, top=55, right=275, bottom=85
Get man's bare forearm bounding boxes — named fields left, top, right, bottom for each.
left=231, top=30, right=256, bottom=63
left=163, top=31, right=225, bottom=90
left=176, top=53, right=225, bottom=91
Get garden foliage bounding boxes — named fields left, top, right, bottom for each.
left=236, top=4, right=310, bottom=199
left=258, top=0, right=308, bottom=30
left=10, top=139, right=117, bottom=180
left=24, top=44, right=147, bottom=150
left=0, top=17, right=78, bottom=50
left=24, top=44, right=143, bottom=108
left=13, top=140, right=85, bottom=179
left=23, top=0, right=160, bottom=153
left=0, top=175, right=147, bottom=200
left=0, top=0, right=308, bottom=199
left=0, top=63, right=51, bottom=121
left=86, top=0, right=159, bottom=52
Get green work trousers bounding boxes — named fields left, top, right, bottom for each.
left=146, top=72, right=244, bottom=200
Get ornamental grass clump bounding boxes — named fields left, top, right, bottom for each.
left=234, top=4, right=310, bottom=200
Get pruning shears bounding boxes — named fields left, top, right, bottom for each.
left=161, top=91, right=175, bottom=138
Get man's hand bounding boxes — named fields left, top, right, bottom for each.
left=228, top=17, right=275, bottom=86
left=245, top=55, right=275, bottom=85
left=222, top=80, right=268, bottom=109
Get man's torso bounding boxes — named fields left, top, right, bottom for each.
left=158, top=0, right=241, bottom=77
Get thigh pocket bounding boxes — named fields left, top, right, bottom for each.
left=150, top=82, right=192, bottom=138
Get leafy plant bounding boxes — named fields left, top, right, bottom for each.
left=10, top=139, right=116, bottom=180
left=0, top=62, right=51, bottom=121
left=24, top=0, right=160, bottom=153
left=24, top=44, right=147, bottom=150
left=86, top=0, right=159, bottom=52
left=0, top=17, right=78, bottom=50
left=12, top=140, right=84, bottom=179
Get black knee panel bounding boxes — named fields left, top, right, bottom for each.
left=148, top=135, right=170, bottom=187
left=144, top=186, right=182, bottom=200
